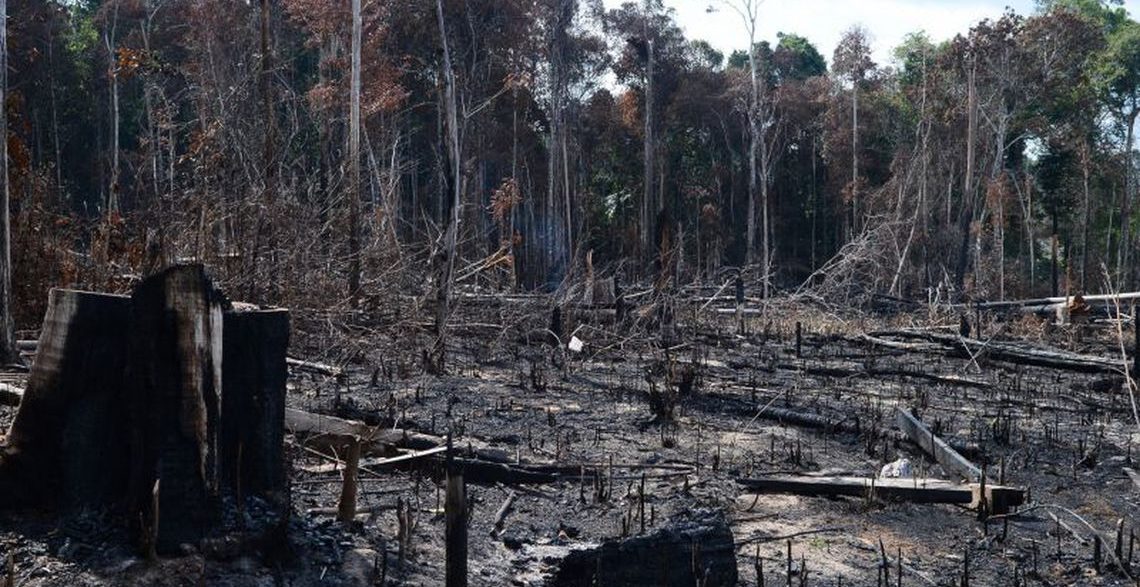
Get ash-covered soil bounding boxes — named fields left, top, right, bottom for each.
left=2, top=299, right=1138, bottom=586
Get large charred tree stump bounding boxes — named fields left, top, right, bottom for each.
left=0, top=264, right=290, bottom=556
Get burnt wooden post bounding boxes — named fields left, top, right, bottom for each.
left=795, top=322, right=802, bottom=358
left=445, top=438, right=467, bottom=587
left=735, top=274, right=745, bottom=335
left=1133, top=309, right=1138, bottom=378
left=0, top=289, right=130, bottom=508
left=337, top=437, right=362, bottom=523
left=614, top=276, right=626, bottom=324
left=1094, top=534, right=1102, bottom=573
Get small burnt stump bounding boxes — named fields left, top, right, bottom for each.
left=549, top=510, right=737, bottom=587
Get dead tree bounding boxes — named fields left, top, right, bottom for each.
left=0, top=0, right=11, bottom=364
left=347, top=0, right=363, bottom=306
left=433, top=0, right=461, bottom=373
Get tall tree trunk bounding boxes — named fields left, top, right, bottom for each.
left=851, top=81, right=858, bottom=234
left=547, top=4, right=566, bottom=282
left=434, top=0, right=461, bottom=373
left=955, top=61, right=977, bottom=294
left=47, top=23, right=63, bottom=198
left=1119, top=108, right=1136, bottom=289
left=642, top=30, right=655, bottom=269
left=760, top=127, right=770, bottom=299
left=1080, top=143, right=1091, bottom=291
left=746, top=51, right=758, bottom=268
left=104, top=2, right=121, bottom=215
left=348, top=0, right=362, bottom=306
left=258, top=0, right=276, bottom=291
left=0, top=0, right=12, bottom=363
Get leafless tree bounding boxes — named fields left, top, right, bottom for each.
left=434, top=0, right=461, bottom=372
left=718, top=0, right=773, bottom=297
left=0, top=0, right=12, bottom=362
left=348, top=0, right=362, bottom=305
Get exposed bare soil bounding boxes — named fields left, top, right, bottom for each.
left=2, top=297, right=1138, bottom=586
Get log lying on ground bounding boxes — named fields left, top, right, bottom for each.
left=866, top=329, right=1123, bottom=373
left=736, top=475, right=1024, bottom=514
left=967, top=292, right=1140, bottom=312
left=548, top=510, right=738, bottom=587
left=285, top=407, right=442, bottom=450
left=896, top=407, right=983, bottom=482
left=707, top=392, right=983, bottom=458
left=286, top=357, right=342, bottom=379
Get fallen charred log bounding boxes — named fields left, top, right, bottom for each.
left=736, top=474, right=1024, bottom=514
left=865, top=329, right=1124, bottom=373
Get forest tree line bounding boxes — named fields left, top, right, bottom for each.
left=4, top=0, right=1140, bottom=329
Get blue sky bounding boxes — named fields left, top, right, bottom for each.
left=603, top=0, right=1140, bottom=66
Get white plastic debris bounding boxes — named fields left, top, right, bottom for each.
left=568, top=336, right=584, bottom=353
left=879, top=458, right=913, bottom=479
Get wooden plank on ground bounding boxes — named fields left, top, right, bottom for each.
left=896, top=407, right=983, bottom=482
left=736, top=475, right=1023, bottom=513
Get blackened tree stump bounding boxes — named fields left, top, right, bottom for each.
left=549, top=511, right=738, bottom=587
left=0, top=264, right=290, bottom=555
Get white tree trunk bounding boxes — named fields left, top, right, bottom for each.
left=348, top=0, right=362, bottom=304
left=104, top=2, right=120, bottom=214
left=643, top=30, right=654, bottom=263
left=0, top=0, right=13, bottom=361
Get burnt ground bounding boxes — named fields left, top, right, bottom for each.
left=1, top=295, right=1139, bottom=586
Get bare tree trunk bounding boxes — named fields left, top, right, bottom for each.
left=547, top=0, right=572, bottom=279
left=562, top=124, right=572, bottom=267
left=746, top=62, right=757, bottom=268
left=955, top=61, right=977, bottom=293
left=0, top=0, right=13, bottom=363
left=47, top=22, right=63, bottom=196
left=348, top=0, right=362, bottom=306
left=1119, top=109, right=1136, bottom=289
left=642, top=29, right=655, bottom=268
left=759, top=109, right=771, bottom=299
left=434, top=0, right=461, bottom=373
left=1026, top=172, right=1035, bottom=289
left=851, top=80, right=858, bottom=234
left=1081, top=143, right=1091, bottom=291
left=104, top=2, right=121, bottom=215
left=260, top=3, right=276, bottom=206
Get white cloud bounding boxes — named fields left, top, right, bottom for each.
left=604, top=0, right=1140, bottom=66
